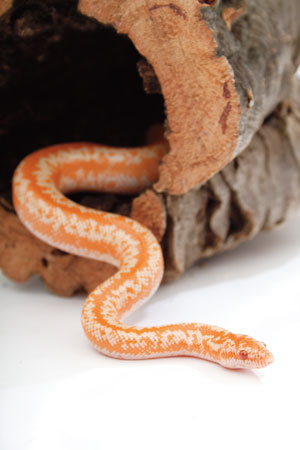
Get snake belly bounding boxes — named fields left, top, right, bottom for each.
left=12, top=141, right=274, bottom=369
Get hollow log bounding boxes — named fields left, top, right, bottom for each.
left=1, top=88, right=300, bottom=292
left=79, top=0, right=300, bottom=194
left=0, top=1, right=300, bottom=294
left=164, top=85, right=300, bottom=279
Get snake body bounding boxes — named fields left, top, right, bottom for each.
left=12, top=141, right=274, bottom=369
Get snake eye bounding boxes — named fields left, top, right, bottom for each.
left=239, top=350, right=248, bottom=360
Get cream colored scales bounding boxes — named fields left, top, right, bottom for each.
left=13, top=141, right=274, bottom=369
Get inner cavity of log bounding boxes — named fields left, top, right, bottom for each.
left=0, top=13, right=166, bottom=189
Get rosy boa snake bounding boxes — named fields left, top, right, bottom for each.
left=12, top=138, right=274, bottom=369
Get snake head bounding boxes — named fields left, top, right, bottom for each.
left=219, top=333, right=274, bottom=369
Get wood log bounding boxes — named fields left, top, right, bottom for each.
left=79, top=0, right=300, bottom=194
left=0, top=1, right=300, bottom=294
left=165, top=84, right=300, bottom=279
left=0, top=0, right=12, bottom=16
left=1, top=86, right=300, bottom=292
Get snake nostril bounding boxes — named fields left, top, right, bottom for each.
left=239, top=350, right=248, bottom=360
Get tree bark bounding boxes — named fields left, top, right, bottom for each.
left=0, top=0, right=12, bottom=16
left=79, top=0, right=300, bottom=194
left=164, top=83, right=300, bottom=279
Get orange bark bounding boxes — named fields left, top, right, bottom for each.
left=78, top=0, right=300, bottom=195
left=0, top=0, right=12, bottom=16
left=78, top=0, right=241, bottom=194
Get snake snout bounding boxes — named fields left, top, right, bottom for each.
left=242, top=343, right=274, bottom=369
left=257, top=347, right=274, bottom=368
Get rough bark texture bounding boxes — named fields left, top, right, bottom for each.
left=0, top=195, right=117, bottom=296
left=0, top=1, right=300, bottom=294
left=0, top=1, right=12, bottom=16
left=164, top=83, right=300, bottom=279
left=78, top=0, right=300, bottom=194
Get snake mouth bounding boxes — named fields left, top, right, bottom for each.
left=256, top=350, right=275, bottom=368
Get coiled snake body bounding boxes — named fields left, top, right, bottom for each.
left=12, top=140, right=274, bottom=369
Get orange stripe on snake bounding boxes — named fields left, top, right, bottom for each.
left=12, top=140, right=274, bottom=369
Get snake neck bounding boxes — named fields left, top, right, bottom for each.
left=81, top=280, right=234, bottom=363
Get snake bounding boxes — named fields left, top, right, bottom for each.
left=12, top=138, right=274, bottom=369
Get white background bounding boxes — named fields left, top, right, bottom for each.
left=1, top=212, right=300, bottom=450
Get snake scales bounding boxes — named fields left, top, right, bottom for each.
left=12, top=139, right=274, bottom=369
